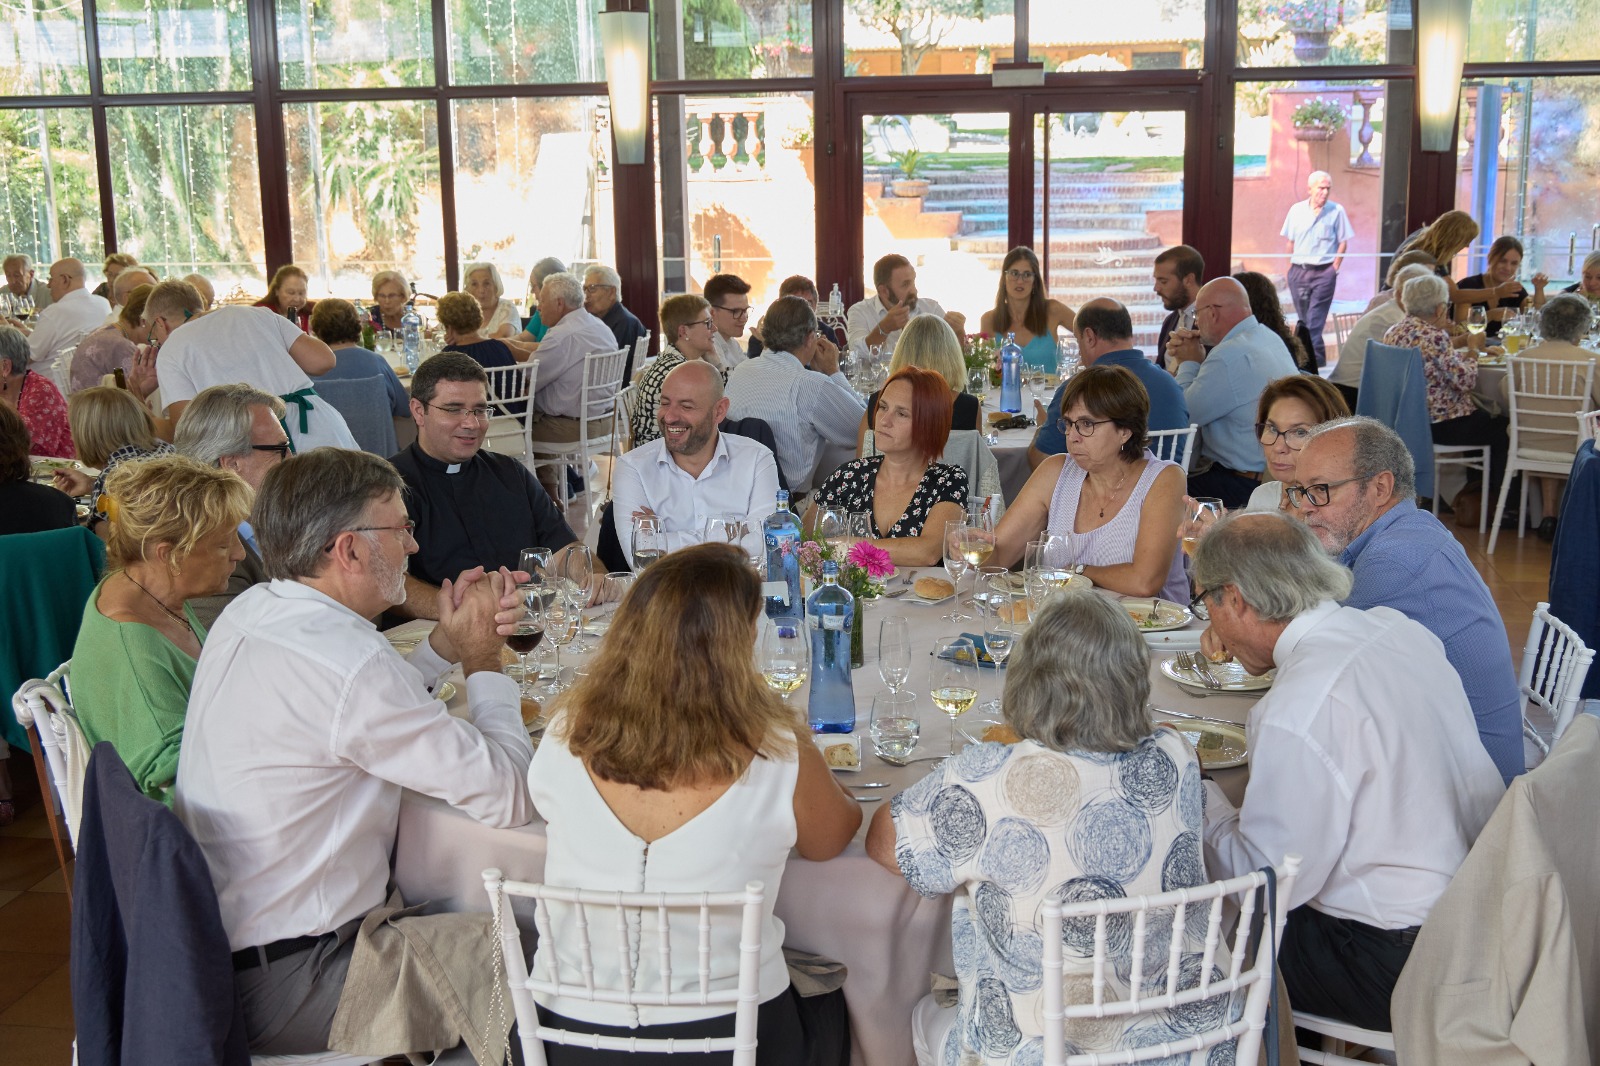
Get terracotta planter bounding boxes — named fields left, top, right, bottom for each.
left=1291, top=29, right=1332, bottom=62
left=1293, top=124, right=1338, bottom=142
left=891, top=178, right=931, bottom=198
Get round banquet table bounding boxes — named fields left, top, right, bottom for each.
left=389, top=584, right=1259, bottom=1066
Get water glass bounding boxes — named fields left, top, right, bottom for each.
left=562, top=545, right=596, bottom=650
left=869, top=690, right=920, bottom=760
left=878, top=615, right=912, bottom=694
left=632, top=515, right=667, bottom=571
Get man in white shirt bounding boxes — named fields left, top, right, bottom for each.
left=725, top=295, right=863, bottom=495
left=613, top=360, right=779, bottom=567
left=526, top=269, right=622, bottom=501
left=176, top=446, right=533, bottom=1061
left=136, top=278, right=357, bottom=451
left=845, top=253, right=965, bottom=355
left=703, top=272, right=753, bottom=371
left=12, top=258, right=110, bottom=387
left=1192, top=511, right=1504, bottom=1032
left=1, top=253, right=51, bottom=311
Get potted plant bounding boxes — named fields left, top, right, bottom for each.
left=782, top=125, right=815, bottom=183
left=889, top=148, right=931, bottom=199
left=1291, top=97, right=1347, bottom=141
left=1268, top=0, right=1340, bottom=61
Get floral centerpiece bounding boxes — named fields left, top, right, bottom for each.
left=965, top=333, right=1001, bottom=387
left=790, top=537, right=894, bottom=667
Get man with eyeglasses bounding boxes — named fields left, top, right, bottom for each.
left=703, top=272, right=754, bottom=371
left=845, top=254, right=965, bottom=357
left=526, top=270, right=623, bottom=503
left=7, top=257, right=111, bottom=388
left=1, top=253, right=51, bottom=312
left=631, top=294, right=719, bottom=447
left=1166, top=277, right=1298, bottom=508
left=174, top=383, right=293, bottom=629
left=176, top=446, right=533, bottom=1064
left=583, top=263, right=647, bottom=378
left=1284, top=416, right=1523, bottom=784
left=1192, top=511, right=1503, bottom=1033
left=390, top=352, right=576, bottom=621
left=1028, top=298, right=1188, bottom=469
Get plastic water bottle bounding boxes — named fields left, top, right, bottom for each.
left=828, top=283, right=843, bottom=318
left=401, top=300, right=423, bottom=373
left=806, top=560, right=856, bottom=734
left=999, top=331, right=1022, bottom=413
left=763, top=491, right=802, bottom=626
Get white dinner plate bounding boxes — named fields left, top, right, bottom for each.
left=1159, top=657, right=1274, bottom=693
left=1123, top=598, right=1193, bottom=632
left=1153, top=719, right=1250, bottom=770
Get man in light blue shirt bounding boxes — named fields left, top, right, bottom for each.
left=1281, top=171, right=1354, bottom=367
left=1030, top=298, right=1189, bottom=468
left=1168, top=277, right=1298, bottom=507
left=1292, top=417, right=1524, bottom=783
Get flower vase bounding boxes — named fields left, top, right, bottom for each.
left=851, top=612, right=865, bottom=669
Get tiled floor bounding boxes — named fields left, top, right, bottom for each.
left=0, top=519, right=1555, bottom=1065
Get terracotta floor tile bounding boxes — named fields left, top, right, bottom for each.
left=0, top=838, right=63, bottom=893
left=0, top=799, right=55, bottom=842
left=0, top=1022, right=74, bottom=1066
left=0, top=951, right=65, bottom=1015
left=0, top=962, right=72, bottom=1030
left=0, top=893, right=71, bottom=956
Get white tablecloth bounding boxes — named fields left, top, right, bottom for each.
left=389, top=592, right=1252, bottom=1066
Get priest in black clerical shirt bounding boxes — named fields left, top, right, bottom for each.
left=389, top=351, right=576, bottom=619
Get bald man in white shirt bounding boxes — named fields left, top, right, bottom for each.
left=11, top=258, right=111, bottom=387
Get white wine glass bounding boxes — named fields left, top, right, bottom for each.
left=942, top=519, right=972, bottom=622
left=541, top=600, right=581, bottom=694
left=1466, top=305, right=1488, bottom=336
left=1034, top=533, right=1079, bottom=595
left=869, top=689, right=920, bottom=760
left=1180, top=498, right=1224, bottom=560
left=632, top=515, right=667, bottom=571
left=980, top=596, right=1016, bottom=715
left=957, top=523, right=997, bottom=605
left=757, top=619, right=808, bottom=704
left=930, top=635, right=980, bottom=759
left=878, top=614, right=912, bottom=695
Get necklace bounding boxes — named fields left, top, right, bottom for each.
left=124, top=571, right=193, bottom=635
left=1094, top=465, right=1133, bottom=519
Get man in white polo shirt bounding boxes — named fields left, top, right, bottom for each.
left=845, top=253, right=966, bottom=356
left=612, top=359, right=779, bottom=566
left=13, top=258, right=110, bottom=387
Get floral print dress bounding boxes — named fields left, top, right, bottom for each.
left=810, top=455, right=967, bottom=537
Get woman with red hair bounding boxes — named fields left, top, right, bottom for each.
left=805, top=366, right=968, bottom=566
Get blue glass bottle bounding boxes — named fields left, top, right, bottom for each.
left=806, top=560, right=856, bottom=734
left=999, top=331, right=1022, bottom=413
left=762, top=490, right=802, bottom=626
left=401, top=299, right=423, bottom=373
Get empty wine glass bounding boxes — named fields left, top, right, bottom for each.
left=588, top=571, right=633, bottom=637
left=757, top=618, right=808, bottom=704
left=878, top=614, right=912, bottom=695
left=562, top=545, right=596, bottom=651
left=816, top=508, right=848, bottom=554
left=632, top=514, right=667, bottom=571
left=942, top=519, right=972, bottom=622
left=930, top=635, right=979, bottom=759
left=980, top=595, right=1016, bottom=715
left=541, top=600, right=581, bottom=694
left=703, top=513, right=746, bottom=547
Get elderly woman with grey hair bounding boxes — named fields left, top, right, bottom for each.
left=0, top=323, right=73, bottom=457
left=1383, top=273, right=1509, bottom=499
left=866, top=592, right=1210, bottom=1066
left=462, top=260, right=521, bottom=343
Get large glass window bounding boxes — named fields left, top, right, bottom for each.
left=1455, top=77, right=1600, bottom=289
left=0, top=0, right=89, bottom=95
left=1033, top=106, right=1186, bottom=352
left=843, top=0, right=1005, bottom=76
left=448, top=0, right=603, bottom=85
left=657, top=92, right=815, bottom=309
left=861, top=109, right=1007, bottom=328
left=452, top=95, right=614, bottom=308
left=285, top=100, right=443, bottom=294
left=106, top=103, right=264, bottom=287
left=1029, top=0, right=1203, bottom=72
left=1237, top=0, right=1414, bottom=68
left=654, top=0, right=812, bottom=80
left=1466, top=0, right=1600, bottom=63
left=0, top=108, right=102, bottom=264
left=277, top=0, right=434, bottom=90
left=96, top=0, right=251, bottom=94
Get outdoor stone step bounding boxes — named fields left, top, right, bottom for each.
left=955, top=232, right=1165, bottom=255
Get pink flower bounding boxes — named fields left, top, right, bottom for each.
left=796, top=540, right=824, bottom=571
left=846, top=540, right=895, bottom=579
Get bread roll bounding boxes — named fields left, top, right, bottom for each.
left=998, top=598, right=1032, bottom=624
left=915, top=576, right=956, bottom=599
left=981, top=723, right=1021, bottom=744
left=823, top=743, right=859, bottom=770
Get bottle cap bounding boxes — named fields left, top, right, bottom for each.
left=822, top=559, right=839, bottom=576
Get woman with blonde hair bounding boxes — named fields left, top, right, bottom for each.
left=70, top=454, right=252, bottom=803
left=529, top=543, right=859, bottom=1065
left=52, top=385, right=174, bottom=531
left=857, top=313, right=979, bottom=452
left=70, top=282, right=154, bottom=392
left=254, top=264, right=315, bottom=331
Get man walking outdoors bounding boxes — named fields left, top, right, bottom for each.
left=1281, top=170, right=1354, bottom=367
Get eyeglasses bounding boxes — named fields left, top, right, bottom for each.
left=1284, top=474, right=1373, bottom=509
left=1189, top=586, right=1218, bottom=621
left=692, top=318, right=715, bottom=329
left=251, top=442, right=291, bottom=459
left=1056, top=416, right=1116, bottom=437
left=712, top=304, right=750, bottom=319
left=422, top=401, right=493, bottom=421
left=1005, top=270, right=1035, bottom=281
left=582, top=283, right=615, bottom=294
left=1255, top=422, right=1315, bottom=450
left=322, top=521, right=416, bottom=553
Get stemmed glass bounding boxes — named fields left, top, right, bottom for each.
left=957, top=512, right=997, bottom=607
left=941, top=519, right=973, bottom=622
left=1466, top=305, right=1489, bottom=338
left=515, top=548, right=553, bottom=683
left=703, top=513, right=746, bottom=547
left=588, top=572, right=633, bottom=636
left=632, top=515, right=666, bottom=571
left=878, top=615, right=913, bottom=696
left=1180, top=498, right=1224, bottom=560
left=562, top=546, right=596, bottom=651
left=757, top=618, right=808, bottom=704
left=506, top=596, right=546, bottom=699
left=1056, top=334, right=1081, bottom=379
left=966, top=368, right=990, bottom=407
left=848, top=511, right=874, bottom=545
left=816, top=509, right=848, bottom=555
left=930, top=635, right=980, bottom=759
left=1031, top=534, right=1079, bottom=594
left=980, top=592, right=1016, bottom=715
left=541, top=599, right=581, bottom=694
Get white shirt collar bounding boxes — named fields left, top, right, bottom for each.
left=653, top=429, right=730, bottom=479
left=1272, top=600, right=1342, bottom=668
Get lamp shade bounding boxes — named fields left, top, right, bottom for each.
left=1417, top=0, right=1471, bottom=152
left=599, top=10, right=650, bottom=166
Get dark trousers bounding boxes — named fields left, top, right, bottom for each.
left=1279, top=905, right=1417, bottom=1032
left=1187, top=463, right=1259, bottom=510
left=1432, top=407, right=1510, bottom=496
left=1288, top=263, right=1339, bottom=366
left=1333, top=383, right=1359, bottom=413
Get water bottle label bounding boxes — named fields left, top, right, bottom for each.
left=762, top=580, right=790, bottom=604
left=821, top=614, right=845, bottom=631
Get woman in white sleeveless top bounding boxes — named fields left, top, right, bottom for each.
left=994, top=365, right=1187, bottom=602
left=528, top=543, right=862, bottom=1065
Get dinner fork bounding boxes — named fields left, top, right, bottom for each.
left=1176, top=652, right=1221, bottom=691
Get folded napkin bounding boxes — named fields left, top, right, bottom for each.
left=935, top=634, right=1007, bottom=669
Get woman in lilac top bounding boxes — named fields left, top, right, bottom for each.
left=994, top=365, right=1187, bottom=601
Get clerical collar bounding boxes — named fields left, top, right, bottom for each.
left=411, top=442, right=476, bottom=476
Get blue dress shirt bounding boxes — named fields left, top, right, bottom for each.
left=1035, top=348, right=1189, bottom=456
left=1341, top=499, right=1524, bottom=783
left=1173, top=316, right=1298, bottom=472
